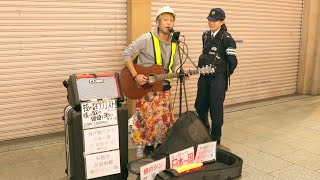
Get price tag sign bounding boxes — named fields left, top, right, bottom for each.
left=83, top=125, right=119, bottom=154
left=81, top=99, right=117, bottom=129
left=140, top=158, right=166, bottom=180
left=169, top=147, right=194, bottom=169
left=194, top=141, right=216, bottom=163
left=85, top=150, right=121, bottom=179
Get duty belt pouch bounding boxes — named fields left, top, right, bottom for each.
left=198, top=54, right=207, bottom=67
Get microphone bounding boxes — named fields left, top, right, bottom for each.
left=169, top=28, right=180, bottom=42
left=169, top=28, right=175, bottom=33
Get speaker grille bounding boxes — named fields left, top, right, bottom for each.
left=76, top=76, right=120, bottom=101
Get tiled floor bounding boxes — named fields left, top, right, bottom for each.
left=0, top=95, right=320, bottom=180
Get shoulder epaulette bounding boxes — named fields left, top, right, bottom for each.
left=222, top=31, right=232, bottom=38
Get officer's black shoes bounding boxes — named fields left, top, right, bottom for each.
left=210, top=135, right=221, bottom=145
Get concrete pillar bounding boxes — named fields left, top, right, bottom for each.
left=126, top=0, right=151, bottom=117
left=297, top=0, right=320, bottom=95
left=312, top=2, right=320, bottom=94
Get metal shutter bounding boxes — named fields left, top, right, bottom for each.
left=0, top=0, right=127, bottom=141
left=152, top=0, right=303, bottom=114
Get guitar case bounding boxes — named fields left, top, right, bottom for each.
left=127, top=111, right=242, bottom=180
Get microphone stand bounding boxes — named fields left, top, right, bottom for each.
left=177, top=41, right=198, bottom=69
left=171, top=31, right=189, bottom=118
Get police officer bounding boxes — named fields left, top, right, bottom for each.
left=195, top=8, right=238, bottom=145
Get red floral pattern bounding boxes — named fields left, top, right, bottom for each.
left=131, top=90, right=174, bottom=146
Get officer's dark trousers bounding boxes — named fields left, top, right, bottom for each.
left=195, top=72, right=226, bottom=143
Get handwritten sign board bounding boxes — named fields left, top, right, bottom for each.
left=85, top=150, right=121, bottom=179
left=194, top=142, right=216, bottom=163
left=81, top=99, right=117, bottom=129
left=169, top=147, right=194, bottom=169
left=83, top=125, right=119, bottom=154
left=140, top=158, right=166, bottom=180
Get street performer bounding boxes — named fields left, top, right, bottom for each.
left=122, top=6, right=180, bottom=156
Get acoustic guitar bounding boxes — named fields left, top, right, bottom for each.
left=120, top=64, right=215, bottom=99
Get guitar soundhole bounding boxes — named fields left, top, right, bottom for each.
left=148, top=74, right=157, bottom=84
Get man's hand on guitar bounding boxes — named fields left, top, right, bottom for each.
left=185, top=72, right=190, bottom=80
left=135, top=74, right=148, bottom=85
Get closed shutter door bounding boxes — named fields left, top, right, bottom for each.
left=152, top=0, right=303, bottom=114
left=0, top=1, right=127, bottom=141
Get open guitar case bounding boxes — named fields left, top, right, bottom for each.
left=127, top=111, right=243, bottom=180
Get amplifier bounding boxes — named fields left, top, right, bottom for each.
left=63, top=73, right=124, bottom=109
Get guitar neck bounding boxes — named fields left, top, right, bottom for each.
left=155, top=69, right=199, bottom=81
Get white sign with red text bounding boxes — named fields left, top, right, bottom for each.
left=140, top=158, right=166, bottom=180
left=169, top=147, right=194, bottom=170
left=194, top=141, right=216, bottom=163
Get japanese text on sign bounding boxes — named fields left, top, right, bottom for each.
left=194, top=141, right=216, bottom=163
left=169, top=147, right=194, bottom=170
left=81, top=99, right=117, bottom=129
left=140, top=158, right=166, bottom=180
left=83, top=125, right=119, bottom=154
left=85, top=150, right=121, bottom=179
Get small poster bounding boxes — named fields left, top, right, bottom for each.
left=83, top=125, right=119, bottom=154
left=140, top=158, right=166, bottom=180
left=81, top=99, right=117, bottom=129
left=169, top=147, right=194, bottom=170
left=194, top=141, right=216, bottom=163
left=85, top=150, right=121, bottom=179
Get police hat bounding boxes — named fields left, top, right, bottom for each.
left=207, top=8, right=225, bottom=21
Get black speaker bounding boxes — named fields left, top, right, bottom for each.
left=63, top=73, right=124, bottom=110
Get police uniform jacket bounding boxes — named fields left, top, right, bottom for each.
left=198, top=29, right=237, bottom=76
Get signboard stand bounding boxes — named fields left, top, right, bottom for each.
left=81, top=99, right=121, bottom=179
left=63, top=99, right=128, bottom=180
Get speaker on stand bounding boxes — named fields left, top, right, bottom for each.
left=62, top=72, right=128, bottom=180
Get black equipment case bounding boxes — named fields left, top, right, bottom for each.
left=63, top=105, right=128, bottom=180
left=63, top=72, right=127, bottom=179
left=127, top=111, right=243, bottom=180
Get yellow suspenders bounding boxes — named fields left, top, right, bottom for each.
left=151, top=32, right=176, bottom=82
